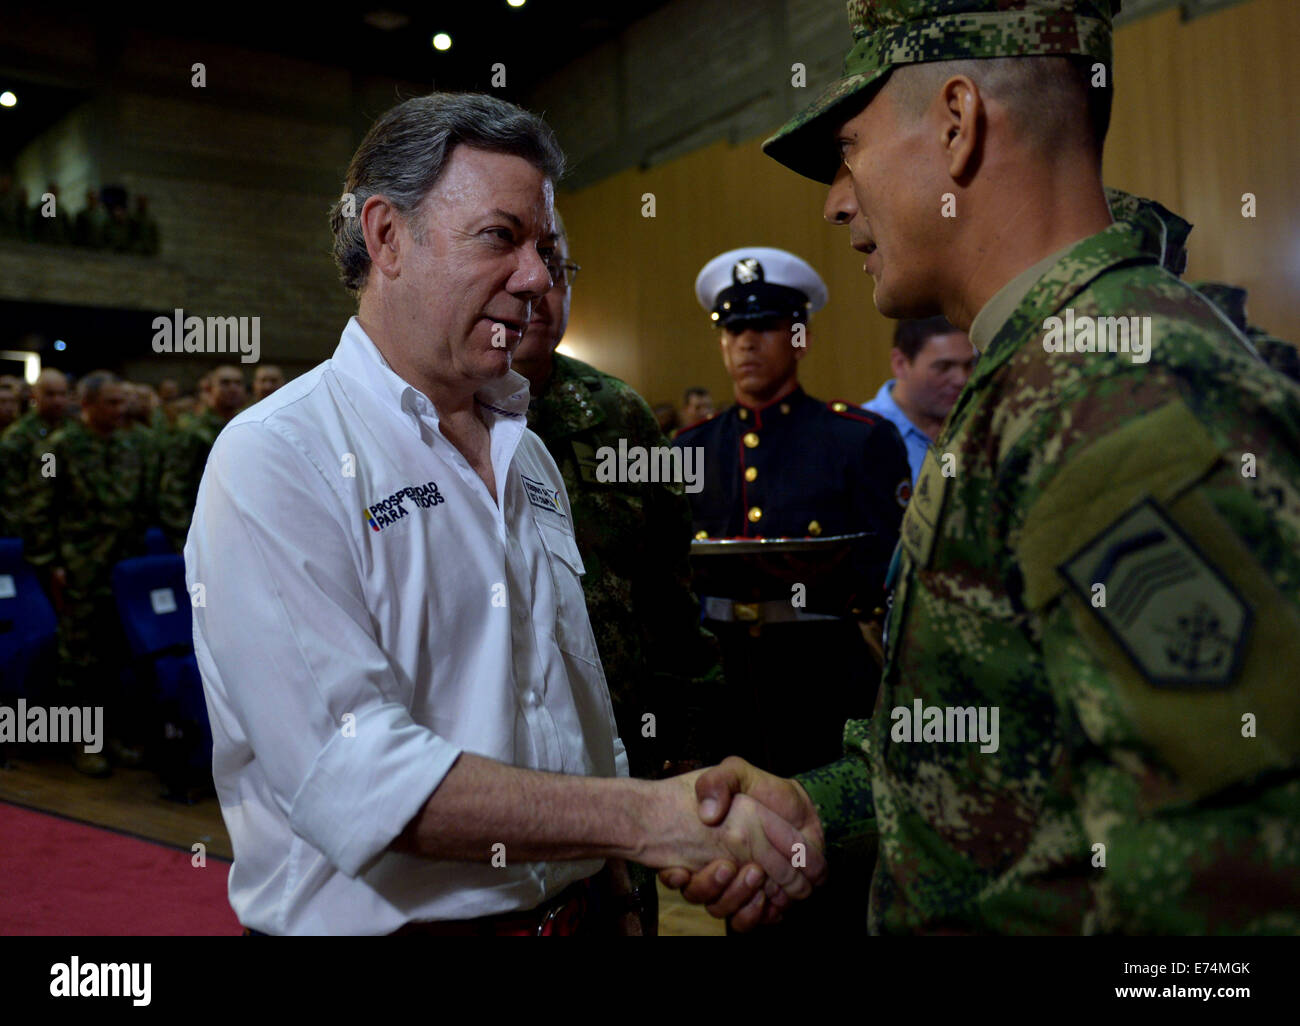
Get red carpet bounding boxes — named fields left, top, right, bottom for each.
left=0, top=802, right=242, bottom=935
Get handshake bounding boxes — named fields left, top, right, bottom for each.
left=642, top=756, right=828, bottom=931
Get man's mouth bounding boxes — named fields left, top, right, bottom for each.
left=486, top=315, right=526, bottom=339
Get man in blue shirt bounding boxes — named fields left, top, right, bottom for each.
left=862, top=316, right=977, bottom=483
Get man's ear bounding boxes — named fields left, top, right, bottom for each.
left=890, top=346, right=910, bottom=381
left=939, top=75, right=982, bottom=181
left=361, top=195, right=403, bottom=282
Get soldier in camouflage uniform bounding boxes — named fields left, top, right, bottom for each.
left=667, top=0, right=1300, bottom=935
left=0, top=368, right=68, bottom=540
left=512, top=218, right=725, bottom=779
left=158, top=365, right=246, bottom=549
left=1105, top=187, right=1299, bottom=383
left=26, top=371, right=152, bottom=775
left=511, top=217, right=727, bottom=932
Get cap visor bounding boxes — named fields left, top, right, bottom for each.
left=761, top=69, right=889, bottom=184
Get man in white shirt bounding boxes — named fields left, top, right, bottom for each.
left=186, top=92, right=822, bottom=935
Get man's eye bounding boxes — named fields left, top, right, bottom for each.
left=487, top=228, right=514, bottom=243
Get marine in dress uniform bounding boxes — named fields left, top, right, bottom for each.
left=673, top=247, right=911, bottom=778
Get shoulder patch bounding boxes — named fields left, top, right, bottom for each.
left=1058, top=498, right=1250, bottom=689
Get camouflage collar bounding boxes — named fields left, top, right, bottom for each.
left=943, top=220, right=1160, bottom=435
left=531, top=364, right=606, bottom=437
left=968, top=241, right=1076, bottom=352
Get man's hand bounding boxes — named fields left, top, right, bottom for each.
left=658, top=756, right=825, bottom=931
left=634, top=769, right=825, bottom=909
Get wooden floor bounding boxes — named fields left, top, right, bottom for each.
left=0, top=747, right=722, bottom=936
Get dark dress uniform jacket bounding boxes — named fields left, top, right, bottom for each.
left=671, top=385, right=911, bottom=776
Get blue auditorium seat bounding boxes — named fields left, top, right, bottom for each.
left=143, top=526, right=173, bottom=556
left=0, top=537, right=58, bottom=699
left=112, top=553, right=212, bottom=799
left=111, top=554, right=192, bottom=656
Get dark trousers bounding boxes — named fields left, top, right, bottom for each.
left=708, top=617, right=877, bottom=935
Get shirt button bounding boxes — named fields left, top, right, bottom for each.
left=744, top=466, right=757, bottom=482
left=808, top=520, right=822, bottom=536
left=694, top=530, right=708, bottom=541
left=523, top=689, right=540, bottom=707
left=779, top=403, right=790, bottom=415
left=738, top=409, right=748, bottom=421
left=747, top=506, right=762, bottom=523
left=743, top=432, right=759, bottom=448
left=831, top=401, right=847, bottom=412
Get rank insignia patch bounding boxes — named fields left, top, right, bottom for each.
left=1058, top=498, right=1251, bottom=689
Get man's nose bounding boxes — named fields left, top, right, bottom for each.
left=511, top=246, right=553, bottom=298
left=824, top=164, right=856, bottom=225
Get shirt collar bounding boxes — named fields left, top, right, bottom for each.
left=968, top=241, right=1076, bottom=352
left=736, top=384, right=807, bottom=417
left=942, top=220, right=1159, bottom=439
left=332, top=316, right=531, bottom=432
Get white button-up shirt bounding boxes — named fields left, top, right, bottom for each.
left=186, top=317, right=626, bottom=935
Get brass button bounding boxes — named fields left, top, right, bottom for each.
left=780, top=403, right=790, bottom=415
left=743, top=432, right=759, bottom=448
left=738, top=408, right=748, bottom=420
left=694, top=530, right=708, bottom=540
left=831, top=401, right=847, bottom=412
left=808, top=520, right=822, bottom=536
left=734, top=602, right=759, bottom=622
left=747, top=506, right=762, bottom=523
left=744, top=466, right=757, bottom=482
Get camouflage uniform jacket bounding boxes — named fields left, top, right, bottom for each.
left=25, top=419, right=150, bottom=586
left=1107, top=189, right=1298, bottom=383
left=158, top=407, right=228, bottom=548
left=0, top=410, right=63, bottom=539
left=797, top=219, right=1300, bottom=934
left=526, top=353, right=724, bottom=775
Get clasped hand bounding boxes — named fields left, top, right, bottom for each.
left=648, top=757, right=826, bottom=931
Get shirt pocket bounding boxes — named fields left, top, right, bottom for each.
left=535, top=518, right=601, bottom=666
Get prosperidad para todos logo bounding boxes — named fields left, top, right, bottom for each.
left=364, top=481, right=445, bottom=532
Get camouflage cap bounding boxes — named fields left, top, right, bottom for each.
left=763, top=0, right=1122, bottom=184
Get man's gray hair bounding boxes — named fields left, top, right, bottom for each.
left=330, top=92, right=566, bottom=294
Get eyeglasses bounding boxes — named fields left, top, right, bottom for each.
left=546, top=260, right=581, bottom=289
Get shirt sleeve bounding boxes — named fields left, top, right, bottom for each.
left=187, top=421, right=461, bottom=878
left=794, top=718, right=878, bottom=867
